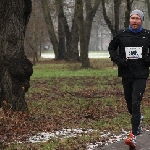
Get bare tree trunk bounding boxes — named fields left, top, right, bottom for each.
left=114, top=0, right=121, bottom=32
left=64, top=12, right=80, bottom=61
left=75, top=0, right=100, bottom=68
left=56, top=0, right=66, bottom=60
left=84, top=0, right=101, bottom=55
left=69, top=18, right=80, bottom=61
left=102, top=0, right=122, bottom=66
left=41, top=0, right=59, bottom=59
left=32, top=0, right=37, bottom=65
left=102, top=0, right=121, bottom=37
left=0, top=0, right=33, bottom=111
left=124, top=0, right=132, bottom=28
left=145, top=0, right=150, bottom=18
left=102, top=0, right=114, bottom=34
left=75, top=0, right=89, bottom=68
left=55, top=0, right=80, bottom=61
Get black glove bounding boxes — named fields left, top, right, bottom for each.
left=115, top=56, right=127, bottom=67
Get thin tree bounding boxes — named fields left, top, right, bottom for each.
left=75, top=0, right=88, bottom=67
left=55, top=0, right=67, bottom=60
left=102, top=0, right=135, bottom=34
left=41, top=0, right=59, bottom=59
left=145, top=0, right=150, bottom=18
left=32, top=0, right=38, bottom=65
left=124, top=0, right=134, bottom=28
left=102, top=0, right=121, bottom=37
left=0, top=0, right=33, bottom=111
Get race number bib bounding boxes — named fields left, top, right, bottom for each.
left=125, top=47, right=142, bottom=59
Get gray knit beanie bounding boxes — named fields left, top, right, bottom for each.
left=130, top=9, right=144, bottom=21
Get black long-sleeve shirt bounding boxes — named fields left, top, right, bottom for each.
left=108, top=28, right=150, bottom=78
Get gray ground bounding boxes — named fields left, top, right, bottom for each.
left=95, top=131, right=150, bottom=150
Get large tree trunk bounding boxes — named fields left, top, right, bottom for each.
left=0, top=0, right=33, bottom=111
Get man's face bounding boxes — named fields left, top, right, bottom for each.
left=129, top=14, right=142, bottom=29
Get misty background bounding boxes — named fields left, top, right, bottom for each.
left=24, top=0, right=150, bottom=62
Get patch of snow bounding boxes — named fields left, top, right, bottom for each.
left=29, top=128, right=96, bottom=143
left=41, top=52, right=109, bottom=59
left=86, top=129, right=128, bottom=150
left=28, top=128, right=149, bottom=149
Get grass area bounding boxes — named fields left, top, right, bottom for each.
left=2, top=58, right=150, bottom=150
left=31, top=59, right=117, bottom=79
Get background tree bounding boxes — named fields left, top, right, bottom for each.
left=41, top=0, right=80, bottom=61
left=145, top=0, right=150, bottom=18
left=75, top=0, right=101, bottom=68
left=55, top=0, right=79, bottom=61
left=0, top=0, right=33, bottom=111
left=32, top=0, right=38, bottom=65
left=40, top=0, right=59, bottom=59
left=25, top=0, right=49, bottom=65
left=24, top=0, right=150, bottom=63
left=55, top=0, right=66, bottom=60
left=75, top=0, right=87, bottom=67
left=124, top=0, right=134, bottom=28
left=61, top=0, right=80, bottom=61
left=102, top=0, right=121, bottom=37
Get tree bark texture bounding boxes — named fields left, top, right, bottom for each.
left=64, top=1, right=80, bottom=61
left=68, top=18, right=80, bottom=61
left=0, top=0, right=33, bottom=111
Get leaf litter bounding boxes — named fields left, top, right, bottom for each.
left=0, top=76, right=150, bottom=149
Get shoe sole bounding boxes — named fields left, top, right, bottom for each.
left=125, top=139, right=136, bottom=149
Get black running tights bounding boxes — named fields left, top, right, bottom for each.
left=122, top=77, right=146, bottom=135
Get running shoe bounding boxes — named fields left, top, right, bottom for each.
left=125, top=132, right=136, bottom=148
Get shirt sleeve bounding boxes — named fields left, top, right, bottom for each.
left=108, top=34, right=119, bottom=59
